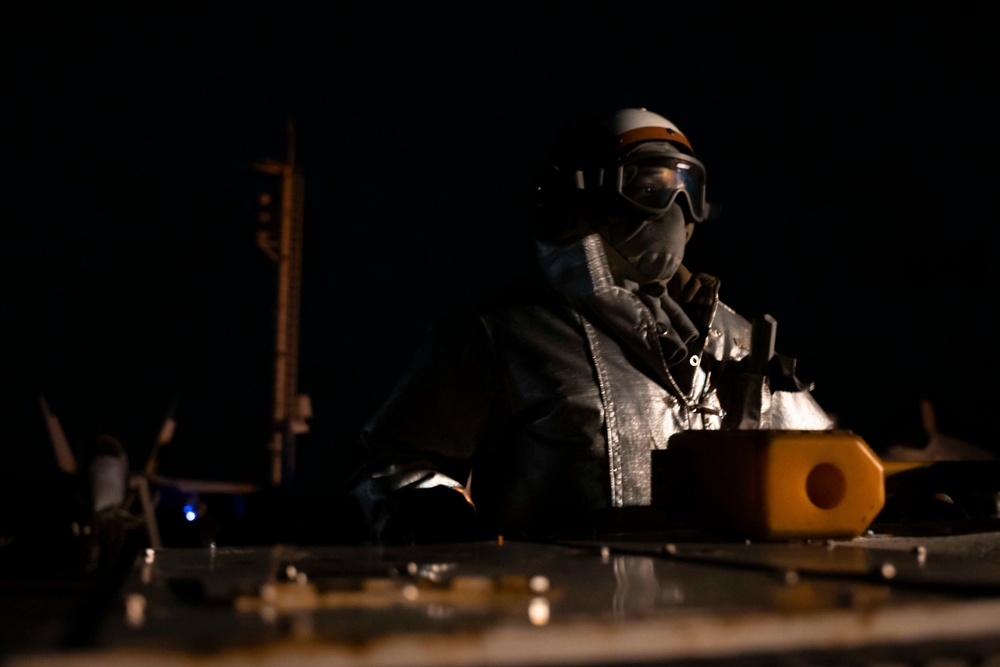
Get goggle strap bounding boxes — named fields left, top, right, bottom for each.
left=571, top=168, right=607, bottom=190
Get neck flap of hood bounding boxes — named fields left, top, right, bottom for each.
left=536, top=234, right=703, bottom=373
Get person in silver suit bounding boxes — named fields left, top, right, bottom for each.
left=350, top=108, right=834, bottom=543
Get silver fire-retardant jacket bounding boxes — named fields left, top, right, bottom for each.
left=353, top=234, right=833, bottom=540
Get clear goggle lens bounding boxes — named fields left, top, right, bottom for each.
left=618, top=156, right=707, bottom=220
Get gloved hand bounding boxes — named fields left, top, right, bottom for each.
left=670, top=264, right=720, bottom=306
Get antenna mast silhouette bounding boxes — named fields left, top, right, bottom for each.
left=253, top=119, right=310, bottom=489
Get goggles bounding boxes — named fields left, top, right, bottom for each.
left=613, top=144, right=709, bottom=222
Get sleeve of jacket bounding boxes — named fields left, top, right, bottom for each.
left=708, top=303, right=834, bottom=431
left=350, top=307, right=501, bottom=543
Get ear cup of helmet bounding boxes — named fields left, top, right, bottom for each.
left=536, top=165, right=607, bottom=243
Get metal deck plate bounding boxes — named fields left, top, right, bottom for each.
left=11, top=532, right=1000, bottom=666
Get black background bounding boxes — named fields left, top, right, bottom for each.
left=4, top=4, right=998, bottom=538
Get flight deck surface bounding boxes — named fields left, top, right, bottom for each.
left=11, top=526, right=1000, bottom=666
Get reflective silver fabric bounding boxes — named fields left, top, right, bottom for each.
left=354, top=234, right=832, bottom=539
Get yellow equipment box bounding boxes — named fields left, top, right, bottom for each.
left=652, top=430, right=885, bottom=540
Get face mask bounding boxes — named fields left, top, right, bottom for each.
left=602, top=203, right=688, bottom=284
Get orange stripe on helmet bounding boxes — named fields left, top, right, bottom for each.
left=617, top=126, right=694, bottom=153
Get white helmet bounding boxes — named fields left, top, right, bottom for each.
left=541, top=107, right=711, bottom=224
left=597, top=108, right=697, bottom=155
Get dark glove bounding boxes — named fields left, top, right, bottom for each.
left=675, top=270, right=720, bottom=306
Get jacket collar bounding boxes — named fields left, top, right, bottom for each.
left=537, top=234, right=710, bottom=394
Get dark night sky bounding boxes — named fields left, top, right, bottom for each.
left=4, top=5, right=999, bottom=509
